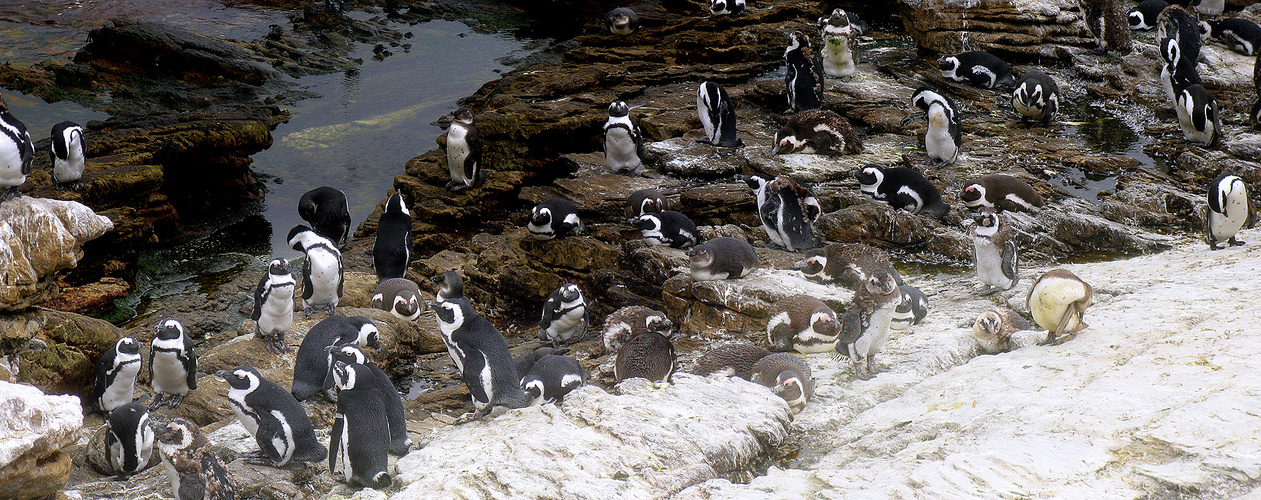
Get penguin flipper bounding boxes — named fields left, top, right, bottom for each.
left=183, top=334, right=198, bottom=391
left=250, top=419, right=288, bottom=466
left=250, top=281, right=265, bottom=322
left=302, top=258, right=315, bottom=301
left=336, top=252, right=345, bottom=304
left=458, top=347, right=491, bottom=405
left=1001, top=240, right=1019, bottom=286
left=837, top=307, right=864, bottom=346
left=329, top=413, right=344, bottom=475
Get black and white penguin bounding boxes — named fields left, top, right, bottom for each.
left=625, top=188, right=669, bottom=218
left=632, top=210, right=701, bottom=249
left=148, top=319, right=196, bottom=411
left=1159, top=36, right=1203, bottom=109
left=971, top=208, right=1020, bottom=295
left=1200, top=18, right=1261, bottom=56
left=1205, top=173, right=1253, bottom=249
left=615, top=332, right=676, bottom=383
left=154, top=418, right=236, bottom=500
left=889, top=284, right=929, bottom=332
left=105, top=402, right=153, bottom=478
left=538, top=283, right=590, bottom=346
left=697, top=81, right=744, bottom=147
left=905, top=88, right=962, bottom=165
left=287, top=224, right=344, bottom=315
left=853, top=164, right=951, bottom=217
left=428, top=297, right=533, bottom=423
left=373, top=192, right=412, bottom=282
left=784, top=31, right=825, bottom=112
left=514, top=346, right=567, bottom=379
left=1011, top=71, right=1059, bottom=125
left=797, top=242, right=903, bottom=291
left=749, top=352, right=814, bottom=413
left=328, top=345, right=411, bottom=456
left=745, top=174, right=821, bottom=252
left=520, top=354, right=588, bottom=405
left=431, top=271, right=467, bottom=371
left=691, top=343, right=771, bottom=380
left=766, top=294, right=840, bottom=353
left=772, top=109, right=864, bottom=155
left=1027, top=268, right=1093, bottom=343
left=0, top=95, right=35, bottom=203
left=938, top=51, right=1016, bottom=89
left=833, top=271, right=902, bottom=380
left=710, top=0, right=744, bottom=16
left=1129, top=0, right=1169, bottom=30
left=49, top=121, right=85, bottom=190
left=251, top=258, right=295, bottom=354
left=328, top=361, right=392, bottom=489
left=1177, top=84, right=1222, bottom=146
left=959, top=174, right=1045, bottom=212
left=604, top=100, right=647, bottom=175
left=90, top=336, right=142, bottom=413
left=687, top=237, right=759, bottom=281
left=817, top=8, right=858, bottom=79
left=298, top=186, right=351, bottom=247
left=973, top=306, right=1034, bottom=353
left=443, top=107, right=484, bottom=192
left=602, top=7, right=639, bottom=35
left=371, top=277, right=422, bottom=321
left=217, top=366, right=327, bottom=466
left=601, top=305, right=673, bottom=354
left=1159, top=5, right=1202, bottom=63
left=291, top=315, right=381, bottom=401
left=528, top=198, right=584, bottom=240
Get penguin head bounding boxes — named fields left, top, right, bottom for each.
left=154, top=418, right=201, bottom=452
left=853, top=165, right=884, bottom=193
left=796, top=250, right=826, bottom=278
left=287, top=225, right=316, bottom=251
left=772, top=127, right=804, bottom=154
left=771, top=369, right=810, bottom=412
left=116, top=336, right=141, bottom=355
left=864, top=271, right=899, bottom=298
left=639, top=196, right=663, bottom=216
left=959, top=182, right=986, bottom=205
left=348, top=319, right=382, bottom=350
left=522, top=375, right=545, bottom=405
left=743, top=174, right=772, bottom=191
left=1159, top=37, right=1181, bottom=65
left=331, top=360, right=366, bottom=391
left=821, top=8, right=849, bottom=29
left=215, top=366, right=262, bottom=392
left=937, top=55, right=960, bottom=75
left=428, top=298, right=469, bottom=329
left=974, top=309, right=1003, bottom=338
left=452, top=107, right=475, bottom=124
left=391, top=289, right=421, bottom=320
left=632, top=213, right=662, bottom=231
left=687, top=245, right=713, bottom=267
left=608, top=101, right=630, bottom=118
left=531, top=205, right=553, bottom=227
left=785, top=31, right=809, bottom=52
left=710, top=0, right=729, bottom=15
left=328, top=344, right=368, bottom=367
left=268, top=258, right=291, bottom=276
left=972, top=208, right=1000, bottom=235
left=154, top=319, right=185, bottom=341
left=557, top=284, right=583, bottom=303
left=1198, top=20, right=1212, bottom=39
left=645, top=312, right=674, bottom=336
left=605, top=8, right=636, bottom=34
left=385, top=192, right=410, bottom=216
left=1127, top=9, right=1144, bottom=29
left=810, top=310, right=839, bottom=338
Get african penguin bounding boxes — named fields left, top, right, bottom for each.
left=217, top=366, right=327, bottom=466
left=1082, top=0, right=1133, bottom=54
left=904, top=87, right=962, bottom=166
left=373, top=192, right=412, bottom=282
left=697, top=81, right=744, bottom=147
left=1159, top=5, right=1202, bottom=64
left=602, top=305, right=673, bottom=354
left=973, top=306, right=1034, bottom=354
left=1200, top=18, right=1261, bottom=56
left=745, top=174, right=821, bottom=252
left=427, top=297, right=533, bottom=423
left=49, top=121, right=85, bottom=190
left=766, top=294, right=840, bottom=353
left=0, top=95, right=35, bottom=204
left=1011, top=71, right=1060, bottom=125
left=105, top=402, right=153, bottom=478
left=148, top=319, right=197, bottom=411
left=970, top=208, right=1020, bottom=295
left=750, top=352, right=814, bottom=413
left=291, top=315, right=381, bottom=402
left=371, top=277, right=422, bottom=321
left=154, top=418, right=236, bottom=500
left=90, top=336, right=142, bottom=413
left=520, top=354, right=588, bottom=405
left=784, top=31, right=825, bottom=112
left=1177, top=84, right=1222, bottom=146
left=615, top=332, right=676, bottom=383
left=604, top=101, right=647, bottom=175
left=328, top=361, right=392, bottom=489
left=1026, top=268, right=1093, bottom=343
left=959, top=174, right=1045, bottom=212
left=797, top=242, right=903, bottom=291
left=817, top=8, right=858, bottom=79
left=688, top=237, right=759, bottom=281
left=853, top=164, right=951, bottom=217
left=328, top=345, right=410, bottom=455
left=632, top=210, right=701, bottom=249
left=1205, top=173, right=1253, bottom=249
left=297, top=186, right=351, bottom=247
left=1253, top=53, right=1261, bottom=128
left=1159, top=36, right=1203, bottom=110
left=938, top=51, right=1016, bottom=88
left=602, top=7, right=639, bottom=35
left=772, top=109, right=863, bottom=155
left=833, top=271, right=902, bottom=380
left=528, top=198, right=584, bottom=240
left=251, top=258, right=295, bottom=354
left=431, top=271, right=467, bottom=372
left=710, top=0, right=744, bottom=16
left=538, top=283, right=590, bottom=346
left=1129, top=0, right=1169, bottom=30
left=691, top=343, right=771, bottom=380
left=514, top=347, right=566, bottom=378
left=287, top=225, right=344, bottom=315
left=625, top=188, right=669, bottom=218
left=889, top=284, right=929, bottom=332
left=443, top=107, right=484, bottom=192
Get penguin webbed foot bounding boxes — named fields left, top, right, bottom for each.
left=389, top=440, right=412, bottom=456
left=867, top=357, right=888, bottom=374
left=165, top=394, right=185, bottom=408
left=147, top=393, right=165, bottom=411
left=1229, top=237, right=1246, bottom=246
left=0, top=186, right=21, bottom=202
left=445, top=181, right=470, bottom=193
left=975, top=285, right=999, bottom=296
left=321, top=388, right=338, bottom=404
left=453, top=407, right=490, bottom=425
left=242, top=450, right=279, bottom=466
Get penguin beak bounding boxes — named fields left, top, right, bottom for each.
left=324, top=345, right=338, bottom=353
left=425, top=300, right=441, bottom=310
left=213, top=369, right=231, bottom=380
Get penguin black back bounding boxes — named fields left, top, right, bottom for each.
left=373, top=192, right=412, bottom=282
left=697, top=81, right=743, bottom=147
left=853, top=164, right=950, bottom=217
left=291, top=315, right=381, bottom=401
left=615, top=332, right=676, bottom=383
left=329, top=345, right=411, bottom=455
left=298, top=186, right=351, bottom=247
left=429, top=297, right=532, bottom=423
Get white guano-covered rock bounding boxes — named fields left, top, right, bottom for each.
left=0, top=197, right=113, bottom=311
left=0, top=381, right=84, bottom=499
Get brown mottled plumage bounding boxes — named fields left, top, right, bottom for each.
left=691, top=343, right=772, bottom=380
left=750, top=352, right=815, bottom=413
left=155, top=418, right=237, bottom=500
left=798, top=242, right=902, bottom=291
left=772, top=109, right=864, bottom=155
left=601, top=305, right=673, bottom=354
left=615, top=332, right=675, bottom=383
left=972, top=307, right=1034, bottom=353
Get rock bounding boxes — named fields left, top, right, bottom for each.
left=1, top=308, right=125, bottom=397
left=898, top=0, right=1094, bottom=58
left=74, top=19, right=279, bottom=86
left=42, top=277, right=131, bottom=314
left=0, top=197, right=114, bottom=311
left=662, top=265, right=854, bottom=337
left=0, top=381, right=82, bottom=500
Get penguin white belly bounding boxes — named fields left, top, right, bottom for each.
left=821, top=36, right=854, bottom=77
left=108, top=437, right=125, bottom=471
left=1175, top=101, right=1198, bottom=142
left=793, top=326, right=838, bottom=353
left=446, top=126, right=470, bottom=182
left=306, top=250, right=340, bottom=308
left=853, top=302, right=899, bottom=359
left=101, top=362, right=140, bottom=411
left=1209, top=196, right=1248, bottom=243
left=973, top=238, right=1013, bottom=288
left=336, top=415, right=352, bottom=476
left=150, top=353, right=187, bottom=395
left=925, top=112, right=957, bottom=163
left=1160, top=67, right=1176, bottom=105
left=437, top=323, right=466, bottom=373
left=228, top=392, right=260, bottom=435
left=473, top=359, right=494, bottom=410
left=691, top=268, right=730, bottom=281
left=548, top=308, right=585, bottom=338
left=259, top=283, right=295, bottom=334
left=159, top=454, right=181, bottom=499
left=0, top=146, right=25, bottom=186
left=641, top=226, right=667, bottom=245
left=1028, top=277, right=1088, bottom=332
left=1013, top=96, right=1040, bottom=119
left=604, top=128, right=641, bottom=173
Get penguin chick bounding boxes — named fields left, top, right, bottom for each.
left=772, top=109, right=863, bottom=155
left=797, top=242, right=903, bottom=291
left=750, top=352, right=814, bottom=413
left=1204, top=173, right=1254, bottom=249
left=615, top=332, right=676, bottom=383
left=371, top=277, right=422, bottom=321
left=538, top=283, right=590, bottom=346
left=154, top=418, right=237, bottom=500
left=973, top=307, right=1035, bottom=354
left=766, top=294, right=840, bottom=353
left=602, top=305, right=674, bottom=354
left=1026, top=268, right=1094, bottom=343
left=970, top=208, right=1020, bottom=295
left=691, top=343, right=771, bottom=380
left=833, top=271, right=902, bottom=380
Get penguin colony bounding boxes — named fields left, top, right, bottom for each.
left=49, top=0, right=1261, bottom=494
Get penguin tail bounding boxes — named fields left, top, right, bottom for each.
left=924, top=200, right=951, bottom=219
left=372, top=471, right=393, bottom=489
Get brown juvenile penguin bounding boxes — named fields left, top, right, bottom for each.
left=601, top=305, right=673, bottom=354
left=750, top=352, right=815, bottom=413
left=1026, top=268, right=1094, bottom=343
left=798, top=242, right=902, bottom=290
left=959, top=174, right=1045, bottom=212
left=155, top=418, right=237, bottom=500
left=766, top=294, right=841, bottom=353
left=691, top=343, right=772, bottom=380
left=972, top=307, right=1035, bottom=354
left=834, top=271, right=902, bottom=380
left=772, top=109, right=864, bottom=155
left=615, top=332, right=676, bottom=383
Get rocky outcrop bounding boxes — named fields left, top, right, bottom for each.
left=0, top=198, right=113, bottom=311
left=898, top=0, right=1094, bottom=57
left=0, top=382, right=82, bottom=500
left=1, top=308, right=125, bottom=397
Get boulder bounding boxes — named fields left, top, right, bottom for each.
left=662, top=266, right=854, bottom=337
left=0, top=197, right=114, bottom=311
left=1, top=308, right=125, bottom=397
left=0, top=381, right=83, bottom=500
left=898, top=0, right=1094, bottom=57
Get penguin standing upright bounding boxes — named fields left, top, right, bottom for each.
left=251, top=258, right=295, bottom=354
left=938, top=51, right=1016, bottom=88
left=218, top=366, right=327, bottom=466
left=291, top=315, right=381, bottom=401
left=853, top=164, right=951, bottom=216
left=0, top=95, right=35, bottom=203
left=148, top=319, right=197, bottom=410
left=1082, top=0, right=1133, bottom=54
left=288, top=225, right=344, bottom=315
left=603, top=101, right=647, bottom=175
left=105, top=402, right=153, bottom=478
left=602, top=7, right=639, bottom=35
left=784, top=31, right=825, bottom=112
left=328, top=345, right=411, bottom=455
left=1011, top=71, right=1060, bottom=125
left=834, top=271, right=902, bottom=380
left=1026, top=268, right=1093, bottom=342
left=959, top=174, right=1045, bottom=212
left=697, top=81, right=744, bottom=147
left=1204, top=173, right=1253, bottom=249
left=687, top=237, right=759, bottom=281
left=373, top=192, right=412, bottom=282
left=154, top=418, right=236, bottom=500
left=527, top=198, right=584, bottom=240
left=428, top=297, right=533, bottom=423
left=632, top=211, right=701, bottom=249
left=431, top=271, right=467, bottom=372
left=601, top=305, right=674, bottom=354
left=749, top=352, right=814, bottom=413
left=970, top=208, right=1020, bottom=294
left=443, top=107, right=484, bottom=192
left=1128, top=0, right=1168, bottom=30
left=520, top=354, right=589, bottom=404
left=328, top=362, right=392, bottom=489
left=745, top=174, right=821, bottom=252
left=904, top=88, right=962, bottom=165
left=90, top=336, right=142, bottom=413
left=371, top=278, right=422, bottom=321
left=298, top=187, right=351, bottom=247
left=772, top=109, right=863, bottom=155
left=49, top=121, right=85, bottom=190
left=625, top=188, right=669, bottom=218
left=538, top=283, right=590, bottom=346
left=818, top=8, right=858, bottom=78
left=615, top=332, right=676, bottom=383
left=766, top=294, right=840, bottom=353
left=798, top=242, right=903, bottom=290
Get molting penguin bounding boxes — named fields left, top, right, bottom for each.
left=49, top=121, right=85, bottom=190
left=520, top=354, right=589, bottom=404
left=1129, top=0, right=1169, bottom=30
left=148, top=319, right=196, bottom=410
left=1159, top=5, right=1202, bottom=63
left=538, top=283, right=590, bottom=346
left=750, top=352, right=814, bottom=413
left=784, top=31, right=825, bottom=112
left=1026, top=268, right=1093, bottom=343
left=745, top=174, right=821, bottom=252
left=853, top=164, right=951, bottom=217
left=1177, top=84, right=1222, bottom=146
left=615, top=332, right=675, bottom=383
left=602, top=305, right=673, bottom=354
left=154, top=418, right=236, bottom=500
left=889, top=284, right=929, bottom=332
left=959, top=174, right=1045, bottom=212
left=91, top=336, right=142, bottom=413
left=251, top=258, right=295, bottom=354
left=288, top=225, right=344, bottom=315
left=904, top=88, right=962, bottom=165
left=373, top=192, right=412, bottom=282
left=797, top=242, right=903, bottom=291
left=833, top=271, right=902, bottom=380
left=604, top=101, right=647, bottom=175
left=1204, top=173, right=1253, bottom=249
left=697, top=81, right=744, bottom=147
left=0, top=95, right=35, bottom=203
left=1012, top=71, right=1060, bottom=125
left=602, top=7, right=639, bottom=35
left=298, top=186, right=351, bottom=247
left=528, top=198, right=584, bottom=240
left=371, top=277, right=422, bottom=321
left=688, top=237, right=759, bottom=281
left=970, top=208, right=1020, bottom=295
left=817, top=8, right=858, bottom=78
left=1200, top=18, right=1261, bottom=56
left=1193, top=0, right=1225, bottom=16
left=329, top=345, right=411, bottom=455
left=428, top=297, right=533, bottom=423
left=217, top=366, right=327, bottom=466
left=443, top=107, right=484, bottom=192
left=691, top=343, right=771, bottom=379
left=105, top=402, right=153, bottom=478
left=632, top=210, right=700, bottom=249
left=625, top=188, right=669, bottom=218
left=772, top=109, right=863, bottom=155
left=938, top=51, right=1016, bottom=88
left=766, top=294, right=840, bottom=353
left=291, top=315, right=381, bottom=401
left=973, top=306, right=1034, bottom=354
left=328, top=361, right=392, bottom=489
left=710, top=0, right=744, bottom=16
